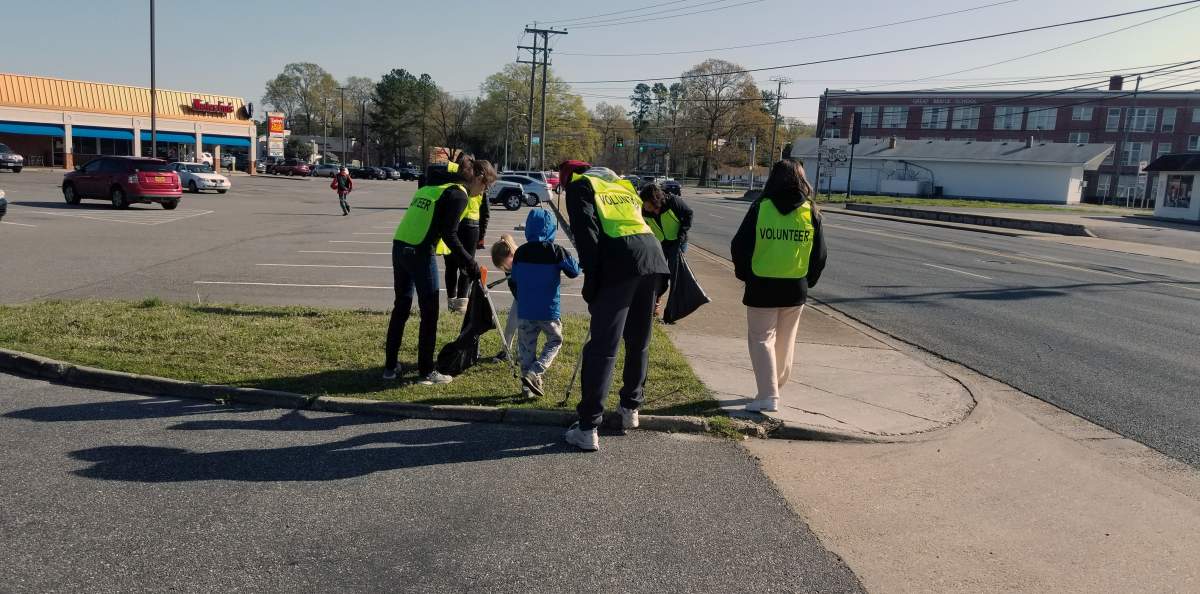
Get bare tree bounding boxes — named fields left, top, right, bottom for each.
left=679, top=59, right=756, bottom=186
left=429, top=91, right=475, bottom=151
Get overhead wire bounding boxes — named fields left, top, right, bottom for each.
left=561, top=1, right=1200, bottom=84
left=542, top=0, right=698, bottom=25
left=566, top=0, right=766, bottom=30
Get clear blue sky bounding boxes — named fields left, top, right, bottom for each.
left=6, top=0, right=1199, bottom=122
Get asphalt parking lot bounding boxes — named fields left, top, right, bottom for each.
left=0, top=170, right=582, bottom=311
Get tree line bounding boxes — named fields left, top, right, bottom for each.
left=260, top=59, right=813, bottom=177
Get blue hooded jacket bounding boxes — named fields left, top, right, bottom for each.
left=511, top=209, right=581, bottom=321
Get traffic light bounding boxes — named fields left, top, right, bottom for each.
left=616, top=137, right=624, bottom=148
left=850, top=112, right=862, bottom=145
left=639, top=145, right=645, bottom=153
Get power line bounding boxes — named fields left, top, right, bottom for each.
left=552, top=0, right=746, bottom=27
left=567, top=0, right=765, bottom=30
left=562, top=1, right=1200, bottom=84
left=559, top=0, right=1019, bottom=56
left=543, top=0, right=696, bottom=25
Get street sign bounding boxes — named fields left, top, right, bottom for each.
left=267, top=137, right=284, bottom=158
left=267, top=112, right=285, bottom=138
left=531, top=135, right=541, bottom=146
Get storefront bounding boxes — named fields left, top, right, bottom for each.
left=1146, top=153, right=1200, bottom=223
left=0, top=73, right=256, bottom=170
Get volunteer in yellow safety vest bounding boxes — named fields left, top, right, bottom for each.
left=383, top=156, right=497, bottom=385
left=730, top=158, right=827, bottom=413
left=639, top=183, right=694, bottom=311
left=443, top=177, right=491, bottom=314
left=561, top=161, right=670, bottom=452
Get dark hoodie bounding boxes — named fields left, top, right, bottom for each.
left=730, top=193, right=827, bottom=308
left=512, top=209, right=581, bottom=321
left=566, top=175, right=669, bottom=302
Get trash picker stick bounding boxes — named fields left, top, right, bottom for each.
left=560, top=329, right=589, bottom=407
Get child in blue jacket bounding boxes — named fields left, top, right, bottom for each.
left=511, top=208, right=581, bottom=398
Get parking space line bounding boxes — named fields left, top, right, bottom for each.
left=299, top=250, right=389, bottom=255
left=18, top=209, right=213, bottom=225
left=330, top=240, right=390, bottom=244
left=1, top=221, right=37, bottom=227
left=194, top=280, right=582, bottom=297
left=352, top=232, right=392, bottom=235
left=257, top=263, right=390, bottom=269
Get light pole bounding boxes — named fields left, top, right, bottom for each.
left=337, top=86, right=347, bottom=165
left=768, top=77, right=792, bottom=162
left=322, top=98, right=330, bottom=165
left=149, top=0, right=157, bottom=158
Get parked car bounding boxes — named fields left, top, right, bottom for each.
left=398, top=165, right=421, bottom=180
left=62, top=157, right=182, bottom=210
left=219, top=154, right=237, bottom=170
left=0, top=143, right=23, bottom=173
left=0, top=189, right=7, bottom=221
left=310, top=163, right=341, bottom=177
left=379, top=166, right=402, bottom=180
left=486, top=180, right=527, bottom=211
left=198, top=152, right=214, bottom=166
left=269, top=159, right=311, bottom=176
left=662, top=178, right=681, bottom=196
left=169, top=162, right=230, bottom=194
left=546, top=172, right=560, bottom=192
left=255, top=160, right=267, bottom=174
left=349, top=166, right=387, bottom=180
left=499, top=174, right=552, bottom=206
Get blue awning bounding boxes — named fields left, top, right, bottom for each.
left=0, top=121, right=65, bottom=137
left=73, top=126, right=134, bottom=140
left=202, top=134, right=251, bottom=148
left=140, top=130, right=196, bottom=144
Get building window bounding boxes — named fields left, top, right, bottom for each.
left=1193, top=108, right=1200, bottom=123
left=1115, top=175, right=1140, bottom=199
left=1026, top=108, right=1057, bottom=131
left=824, top=106, right=843, bottom=138
left=1071, top=106, right=1093, bottom=121
left=1164, top=175, right=1193, bottom=208
left=1157, top=142, right=1172, bottom=158
left=952, top=106, right=980, bottom=130
left=856, top=106, right=877, bottom=128
left=1162, top=108, right=1177, bottom=132
left=1096, top=175, right=1111, bottom=194
left=882, top=106, right=908, bottom=129
left=1189, top=135, right=1200, bottom=151
left=1121, top=142, right=1150, bottom=166
left=921, top=106, right=949, bottom=129
left=994, top=106, right=1024, bottom=130
left=1107, top=108, right=1122, bottom=132
left=1068, top=132, right=1090, bottom=144
left=1127, top=108, right=1158, bottom=132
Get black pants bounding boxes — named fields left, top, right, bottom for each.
left=385, top=242, right=440, bottom=376
left=444, top=223, right=480, bottom=300
left=577, top=274, right=660, bottom=430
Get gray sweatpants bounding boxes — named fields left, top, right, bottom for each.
left=518, top=319, right=564, bottom=376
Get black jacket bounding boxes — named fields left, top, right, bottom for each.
left=566, top=177, right=669, bottom=301
left=643, top=194, right=694, bottom=247
left=403, top=185, right=477, bottom=273
left=730, top=194, right=827, bottom=308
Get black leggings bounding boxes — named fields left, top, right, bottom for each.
left=385, top=245, right=440, bottom=376
left=444, top=223, right=480, bottom=300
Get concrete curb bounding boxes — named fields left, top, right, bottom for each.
left=844, top=203, right=1096, bottom=237
left=824, top=207, right=1031, bottom=237
left=0, top=347, right=740, bottom=438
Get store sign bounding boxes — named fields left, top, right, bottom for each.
left=268, top=137, right=284, bottom=158
left=267, top=112, right=285, bottom=137
left=190, top=98, right=236, bottom=114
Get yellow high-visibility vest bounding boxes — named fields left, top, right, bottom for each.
left=647, top=208, right=682, bottom=242
left=574, top=173, right=651, bottom=238
left=463, top=194, right=482, bottom=221
left=751, top=198, right=815, bottom=279
left=394, top=183, right=466, bottom=255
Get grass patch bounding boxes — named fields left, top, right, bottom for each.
left=0, top=300, right=717, bottom=416
left=813, top=194, right=1148, bottom=213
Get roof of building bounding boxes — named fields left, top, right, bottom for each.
left=1145, top=152, right=1200, bottom=172
left=788, top=137, right=1113, bottom=168
left=0, top=72, right=249, bottom=123
left=824, top=88, right=1200, bottom=100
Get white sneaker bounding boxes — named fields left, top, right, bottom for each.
left=564, top=422, right=599, bottom=452
left=382, top=366, right=401, bottom=380
left=746, top=397, right=779, bottom=413
left=420, top=371, right=453, bottom=385
left=618, top=406, right=639, bottom=430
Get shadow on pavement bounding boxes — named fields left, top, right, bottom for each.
left=169, top=408, right=392, bottom=432
left=69, top=421, right=568, bottom=482
left=4, top=397, right=246, bottom=423
left=820, top=279, right=1199, bottom=306
left=14, top=200, right=158, bottom=211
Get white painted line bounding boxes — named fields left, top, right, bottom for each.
left=257, top=263, right=391, bottom=269
left=352, top=232, right=392, bottom=235
left=330, top=240, right=390, bottom=244
left=299, top=250, right=389, bottom=255
left=1, top=221, right=37, bottom=227
left=922, top=263, right=994, bottom=280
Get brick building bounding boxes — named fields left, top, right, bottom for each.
left=816, top=78, right=1200, bottom=203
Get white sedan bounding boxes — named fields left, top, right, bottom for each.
left=169, top=162, right=231, bottom=194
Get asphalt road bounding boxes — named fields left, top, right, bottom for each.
left=0, top=372, right=862, bottom=593
left=686, top=194, right=1200, bottom=467
left=0, top=170, right=583, bottom=312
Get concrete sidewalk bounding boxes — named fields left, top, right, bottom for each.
left=668, top=246, right=974, bottom=440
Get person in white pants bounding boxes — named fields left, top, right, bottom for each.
left=730, top=158, right=827, bottom=413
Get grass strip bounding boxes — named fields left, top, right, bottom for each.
left=0, top=299, right=716, bottom=416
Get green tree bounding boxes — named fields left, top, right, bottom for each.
left=283, top=63, right=338, bottom=135
left=591, top=102, right=635, bottom=172
left=678, top=59, right=759, bottom=185
left=371, top=69, right=436, bottom=165
left=475, top=64, right=596, bottom=170
left=629, top=83, right=653, bottom=140
left=262, top=72, right=300, bottom=124
left=284, top=137, right=313, bottom=161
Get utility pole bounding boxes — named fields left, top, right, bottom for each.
left=360, top=99, right=367, bottom=166
left=748, top=136, right=757, bottom=192
left=337, top=86, right=347, bottom=165
left=1110, top=74, right=1143, bottom=207
left=503, top=93, right=512, bottom=171
left=519, top=26, right=566, bottom=171
left=149, top=0, right=157, bottom=158
left=322, top=99, right=329, bottom=164
left=768, top=77, right=792, bottom=163
left=814, top=89, right=829, bottom=200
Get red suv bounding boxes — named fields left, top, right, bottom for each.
left=269, top=158, right=311, bottom=176
left=62, top=157, right=183, bottom=210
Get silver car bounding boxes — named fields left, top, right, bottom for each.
left=499, top=174, right=551, bottom=207
left=310, top=163, right=341, bottom=177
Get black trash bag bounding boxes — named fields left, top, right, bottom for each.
left=436, top=280, right=496, bottom=375
left=662, top=252, right=710, bottom=324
